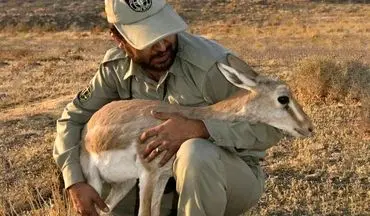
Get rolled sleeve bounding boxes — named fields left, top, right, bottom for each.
left=62, top=164, right=86, bottom=189
left=204, top=119, right=282, bottom=151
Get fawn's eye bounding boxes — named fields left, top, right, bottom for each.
left=277, top=96, right=290, bottom=105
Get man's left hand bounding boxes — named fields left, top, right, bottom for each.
left=140, top=111, right=209, bottom=166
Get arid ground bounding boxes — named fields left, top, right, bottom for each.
left=0, top=0, right=369, bottom=215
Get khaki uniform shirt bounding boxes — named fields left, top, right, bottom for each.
left=53, top=32, right=282, bottom=189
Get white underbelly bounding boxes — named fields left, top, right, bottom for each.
left=92, top=143, right=139, bottom=183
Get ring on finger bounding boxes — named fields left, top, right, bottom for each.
left=155, top=147, right=162, bottom=153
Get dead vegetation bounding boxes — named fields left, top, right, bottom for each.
left=291, top=57, right=369, bottom=104
left=0, top=0, right=369, bottom=215
left=290, top=57, right=370, bottom=132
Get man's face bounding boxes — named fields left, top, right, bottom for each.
left=124, top=35, right=178, bottom=72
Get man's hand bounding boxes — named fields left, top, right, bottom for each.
left=140, top=111, right=210, bottom=166
left=68, top=182, right=109, bottom=216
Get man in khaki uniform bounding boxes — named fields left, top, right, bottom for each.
left=53, top=0, right=282, bottom=215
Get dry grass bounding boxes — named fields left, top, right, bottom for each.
left=0, top=1, right=369, bottom=215
left=291, top=57, right=369, bottom=104
left=290, top=57, right=370, bottom=132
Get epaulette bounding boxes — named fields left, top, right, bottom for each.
left=101, top=47, right=128, bottom=64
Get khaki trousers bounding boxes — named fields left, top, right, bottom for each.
left=110, top=138, right=264, bottom=216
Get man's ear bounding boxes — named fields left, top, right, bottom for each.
left=110, top=33, right=126, bottom=50
left=110, top=32, right=120, bottom=44
left=118, top=42, right=125, bottom=50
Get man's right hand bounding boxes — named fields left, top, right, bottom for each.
left=67, top=182, right=109, bottom=216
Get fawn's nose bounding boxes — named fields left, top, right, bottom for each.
left=306, top=123, right=315, bottom=136
left=299, top=121, right=314, bottom=137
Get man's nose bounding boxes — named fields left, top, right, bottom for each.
left=153, top=40, right=167, bottom=52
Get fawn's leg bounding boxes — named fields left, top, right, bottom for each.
left=138, top=171, right=157, bottom=216
left=80, top=152, right=103, bottom=196
left=151, top=175, right=171, bottom=216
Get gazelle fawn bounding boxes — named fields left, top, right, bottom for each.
left=80, top=55, right=313, bottom=216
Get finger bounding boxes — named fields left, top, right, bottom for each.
left=146, top=144, right=165, bottom=163
left=142, top=140, right=162, bottom=158
left=93, top=193, right=109, bottom=213
left=81, top=210, right=98, bottom=216
left=71, top=196, right=84, bottom=214
left=79, top=203, right=97, bottom=216
left=151, top=110, right=181, bottom=120
left=70, top=197, right=78, bottom=211
left=81, top=209, right=97, bottom=216
left=159, top=149, right=176, bottom=167
left=140, top=126, right=161, bottom=143
left=159, top=140, right=170, bottom=150
left=76, top=198, right=97, bottom=216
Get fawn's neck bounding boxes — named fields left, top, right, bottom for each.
left=179, top=90, right=257, bottom=122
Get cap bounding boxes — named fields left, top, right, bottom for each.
left=105, top=0, right=188, bottom=50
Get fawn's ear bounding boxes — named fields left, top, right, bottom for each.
left=227, top=54, right=259, bottom=78
left=217, top=55, right=258, bottom=91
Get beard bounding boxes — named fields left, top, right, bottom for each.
left=133, top=41, right=178, bottom=72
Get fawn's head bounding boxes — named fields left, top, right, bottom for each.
left=217, top=54, right=314, bottom=137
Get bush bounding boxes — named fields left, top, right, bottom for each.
left=291, top=57, right=369, bottom=129
left=291, top=57, right=369, bottom=103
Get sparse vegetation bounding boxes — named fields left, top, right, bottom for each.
left=0, top=0, right=369, bottom=215
left=290, top=57, right=370, bottom=133
left=291, top=57, right=369, bottom=104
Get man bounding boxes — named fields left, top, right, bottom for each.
left=53, top=0, right=282, bottom=215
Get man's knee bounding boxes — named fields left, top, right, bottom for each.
left=174, top=138, right=220, bottom=175
left=174, top=139, right=228, bottom=214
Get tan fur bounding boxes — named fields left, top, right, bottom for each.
left=83, top=85, right=312, bottom=154
left=83, top=100, right=160, bottom=153
left=83, top=91, right=254, bottom=154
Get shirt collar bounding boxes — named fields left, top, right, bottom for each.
left=167, top=56, right=184, bottom=77
left=123, top=58, right=145, bottom=80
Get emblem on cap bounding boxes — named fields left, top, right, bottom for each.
left=125, top=0, right=152, bottom=12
